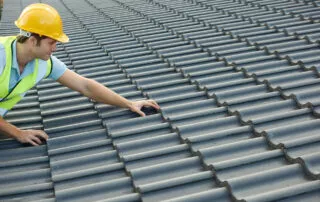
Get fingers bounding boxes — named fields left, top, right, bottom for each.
left=29, top=136, right=41, bottom=146
left=21, top=130, right=49, bottom=146
left=142, top=100, right=160, bottom=109
left=137, top=110, right=146, bottom=117
left=133, top=107, right=146, bottom=117
left=34, top=130, right=49, bottom=141
left=129, top=99, right=160, bottom=117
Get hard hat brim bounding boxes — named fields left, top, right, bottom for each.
left=56, top=34, right=69, bottom=43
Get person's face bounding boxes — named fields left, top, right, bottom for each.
left=32, top=37, right=57, bottom=60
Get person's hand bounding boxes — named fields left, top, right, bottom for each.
left=129, top=99, right=160, bottom=116
left=15, top=129, right=49, bottom=146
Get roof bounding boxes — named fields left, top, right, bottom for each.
left=1, top=0, right=320, bottom=201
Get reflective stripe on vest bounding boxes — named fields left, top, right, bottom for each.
left=0, top=36, right=52, bottom=114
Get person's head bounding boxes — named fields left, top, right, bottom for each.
left=15, top=3, right=69, bottom=60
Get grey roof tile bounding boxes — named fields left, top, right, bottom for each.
left=155, top=91, right=209, bottom=107
left=196, top=36, right=238, bottom=49
left=0, top=145, right=48, bottom=167
left=136, top=170, right=214, bottom=194
left=195, top=71, right=246, bottom=87
left=110, top=48, right=151, bottom=60
left=263, top=40, right=317, bottom=55
left=53, top=162, right=126, bottom=190
left=167, top=52, right=208, bottom=63
left=137, top=33, right=176, bottom=43
left=214, top=84, right=278, bottom=106
left=161, top=98, right=218, bottom=118
left=43, top=109, right=99, bottom=128
left=295, top=89, right=320, bottom=107
left=124, top=144, right=191, bottom=170
left=212, top=151, right=288, bottom=186
left=0, top=168, right=51, bottom=189
left=97, top=106, right=142, bottom=121
left=167, top=106, right=228, bottom=127
left=48, top=140, right=113, bottom=162
left=199, top=136, right=270, bottom=166
left=296, top=152, right=320, bottom=179
left=223, top=50, right=277, bottom=66
left=1, top=0, right=320, bottom=201
left=285, top=23, right=320, bottom=37
left=156, top=45, right=202, bottom=58
left=262, top=70, right=319, bottom=90
left=273, top=20, right=311, bottom=31
left=235, top=99, right=298, bottom=122
left=263, top=119, right=320, bottom=174
left=135, top=73, right=184, bottom=87
left=286, top=49, right=320, bottom=65
left=173, top=57, right=217, bottom=68
left=180, top=61, right=229, bottom=77
left=129, top=156, right=204, bottom=186
left=116, top=132, right=181, bottom=156
left=0, top=145, right=53, bottom=201
left=118, top=55, right=160, bottom=66
left=180, top=29, right=223, bottom=41
left=129, top=68, right=175, bottom=79
left=225, top=91, right=283, bottom=111
left=139, top=78, right=191, bottom=92
left=275, top=184, right=320, bottom=202
left=44, top=119, right=103, bottom=137
left=0, top=185, right=54, bottom=202
left=205, top=77, right=257, bottom=95
left=187, top=125, right=253, bottom=151
left=140, top=175, right=217, bottom=202
left=245, top=32, right=295, bottom=46
left=55, top=177, right=134, bottom=202
left=253, top=107, right=315, bottom=133
left=211, top=44, right=257, bottom=58
left=39, top=96, right=91, bottom=113
left=228, top=165, right=319, bottom=201
left=239, top=60, right=300, bottom=77
left=161, top=187, right=231, bottom=202
left=177, top=115, right=241, bottom=139
left=80, top=68, right=124, bottom=79
left=106, top=114, right=165, bottom=136
left=142, top=83, right=199, bottom=98
left=208, top=17, right=244, bottom=28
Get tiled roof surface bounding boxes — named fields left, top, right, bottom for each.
left=1, top=0, right=320, bottom=201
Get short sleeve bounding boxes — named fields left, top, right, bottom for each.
left=0, top=44, right=6, bottom=76
left=48, top=55, right=68, bottom=80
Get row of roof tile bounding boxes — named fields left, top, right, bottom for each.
left=1, top=0, right=319, bottom=201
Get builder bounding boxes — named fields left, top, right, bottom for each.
left=0, top=3, right=160, bottom=146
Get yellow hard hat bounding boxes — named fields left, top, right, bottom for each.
left=15, top=3, right=69, bottom=43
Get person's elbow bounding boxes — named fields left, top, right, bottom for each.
left=80, top=77, right=94, bottom=96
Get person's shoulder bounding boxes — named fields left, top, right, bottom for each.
left=47, top=55, right=68, bottom=80
left=50, top=55, right=68, bottom=70
left=50, top=55, right=65, bottom=64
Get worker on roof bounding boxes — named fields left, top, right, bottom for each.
left=0, top=3, right=160, bottom=146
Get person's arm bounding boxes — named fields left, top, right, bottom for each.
left=0, top=116, right=48, bottom=146
left=57, top=69, right=160, bottom=116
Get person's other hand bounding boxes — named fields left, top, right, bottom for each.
left=16, top=129, right=49, bottom=146
left=129, top=99, right=160, bottom=116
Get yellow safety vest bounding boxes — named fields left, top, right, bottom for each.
left=0, top=36, right=52, bottom=115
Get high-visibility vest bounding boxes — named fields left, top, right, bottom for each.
left=0, top=36, right=52, bottom=115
